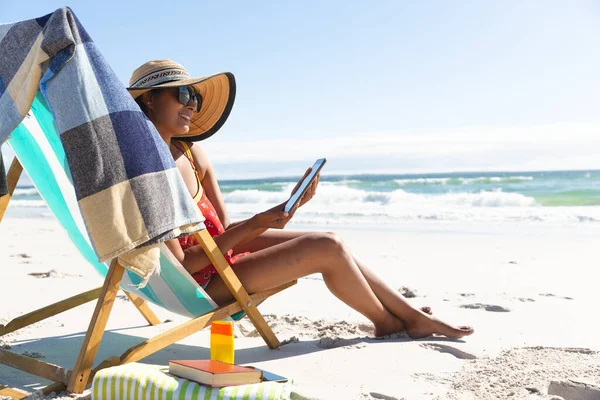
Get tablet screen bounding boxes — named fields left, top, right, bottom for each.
left=283, top=158, right=326, bottom=213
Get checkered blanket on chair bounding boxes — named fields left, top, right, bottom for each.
left=0, top=7, right=204, bottom=281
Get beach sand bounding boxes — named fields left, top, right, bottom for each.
left=1, top=217, right=599, bottom=399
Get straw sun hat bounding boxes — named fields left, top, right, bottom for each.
left=127, top=60, right=236, bottom=142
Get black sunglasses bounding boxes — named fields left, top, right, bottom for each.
left=176, top=86, right=202, bottom=112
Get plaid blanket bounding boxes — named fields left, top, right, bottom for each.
left=0, top=8, right=205, bottom=281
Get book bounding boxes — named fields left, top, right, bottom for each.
left=168, top=360, right=263, bottom=387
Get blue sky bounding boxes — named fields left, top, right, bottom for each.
left=2, top=1, right=600, bottom=178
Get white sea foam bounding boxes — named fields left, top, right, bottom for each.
left=8, top=200, right=48, bottom=208
left=13, top=188, right=39, bottom=196
left=223, top=184, right=536, bottom=209
left=394, top=177, right=451, bottom=185
left=9, top=176, right=600, bottom=225
left=394, top=176, right=534, bottom=185
left=223, top=189, right=286, bottom=204
left=222, top=183, right=600, bottom=224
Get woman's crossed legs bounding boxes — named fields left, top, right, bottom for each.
left=205, top=230, right=473, bottom=339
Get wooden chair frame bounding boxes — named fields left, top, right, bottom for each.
left=0, top=158, right=295, bottom=397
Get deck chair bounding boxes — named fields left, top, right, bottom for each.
left=0, top=93, right=296, bottom=397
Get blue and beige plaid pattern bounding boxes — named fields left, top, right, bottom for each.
left=0, top=7, right=205, bottom=279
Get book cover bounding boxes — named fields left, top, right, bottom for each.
left=168, top=360, right=262, bottom=387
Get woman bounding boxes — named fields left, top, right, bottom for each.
left=127, top=60, right=474, bottom=339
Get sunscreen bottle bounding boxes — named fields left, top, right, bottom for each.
left=210, top=321, right=234, bottom=364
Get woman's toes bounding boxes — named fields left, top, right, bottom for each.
left=450, top=325, right=474, bottom=337
left=420, top=306, right=432, bottom=315
left=406, top=316, right=474, bottom=339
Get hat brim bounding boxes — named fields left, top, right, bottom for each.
left=127, top=72, right=235, bottom=142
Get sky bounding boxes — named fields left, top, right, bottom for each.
left=2, top=1, right=600, bottom=179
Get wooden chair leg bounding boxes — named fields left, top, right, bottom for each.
left=67, top=259, right=125, bottom=393
left=87, top=280, right=296, bottom=381
left=194, top=229, right=281, bottom=349
left=0, top=157, right=23, bottom=223
left=124, top=292, right=161, bottom=326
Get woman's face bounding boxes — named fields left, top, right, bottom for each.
left=144, top=88, right=198, bottom=137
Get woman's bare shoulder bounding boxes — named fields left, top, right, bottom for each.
left=188, top=142, right=211, bottom=176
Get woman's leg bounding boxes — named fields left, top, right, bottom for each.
left=208, top=232, right=403, bottom=337
left=235, top=230, right=434, bottom=315
left=210, top=232, right=473, bottom=338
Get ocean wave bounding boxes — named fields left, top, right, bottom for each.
left=394, top=176, right=534, bottom=186
left=9, top=188, right=599, bottom=224
left=13, top=187, right=39, bottom=196
left=224, top=185, right=536, bottom=209
left=224, top=189, right=288, bottom=204
left=221, top=183, right=596, bottom=223
left=434, top=190, right=536, bottom=207
left=8, top=200, right=48, bottom=208
left=10, top=175, right=599, bottom=224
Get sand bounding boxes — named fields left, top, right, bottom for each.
left=1, top=216, right=599, bottom=399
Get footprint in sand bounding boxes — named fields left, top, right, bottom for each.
left=539, top=293, right=574, bottom=300
left=517, top=297, right=536, bottom=302
left=420, top=343, right=477, bottom=360
left=369, top=392, right=402, bottom=400
left=460, top=303, right=511, bottom=312
left=22, top=351, right=45, bottom=359
left=28, top=270, right=82, bottom=279
left=316, top=337, right=366, bottom=349
left=398, top=286, right=418, bottom=298
left=28, top=271, right=59, bottom=278
left=11, top=253, right=31, bottom=258
left=280, top=336, right=299, bottom=346
left=373, top=332, right=409, bottom=341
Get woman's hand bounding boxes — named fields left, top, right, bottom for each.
left=290, top=167, right=321, bottom=208
left=250, top=198, right=302, bottom=230
left=248, top=167, right=321, bottom=231
left=250, top=209, right=291, bottom=230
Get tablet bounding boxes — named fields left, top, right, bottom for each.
left=258, top=368, right=288, bottom=383
left=283, top=158, right=326, bottom=213
left=243, top=367, right=288, bottom=383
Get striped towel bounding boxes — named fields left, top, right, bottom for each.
left=92, top=363, right=293, bottom=400
left=0, top=8, right=204, bottom=280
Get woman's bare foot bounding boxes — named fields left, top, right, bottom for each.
left=374, top=307, right=432, bottom=337
left=374, top=314, right=405, bottom=337
left=405, top=312, right=474, bottom=339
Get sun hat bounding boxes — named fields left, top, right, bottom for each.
left=127, top=60, right=236, bottom=141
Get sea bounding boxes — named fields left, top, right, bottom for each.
left=7, top=170, right=600, bottom=227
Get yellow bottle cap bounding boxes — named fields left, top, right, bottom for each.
left=211, top=321, right=233, bottom=336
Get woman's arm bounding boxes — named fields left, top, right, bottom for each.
left=226, top=219, right=247, bottom=230
left=166, top=218, right=263, bottom=275
left=166, top=206, right=295, bottom=275
left=227, top=168, right=320, bottom=231
left=189, top=144, right=232, bottom=228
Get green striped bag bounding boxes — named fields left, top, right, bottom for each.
left=92, top=363, right=293, bottom=400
